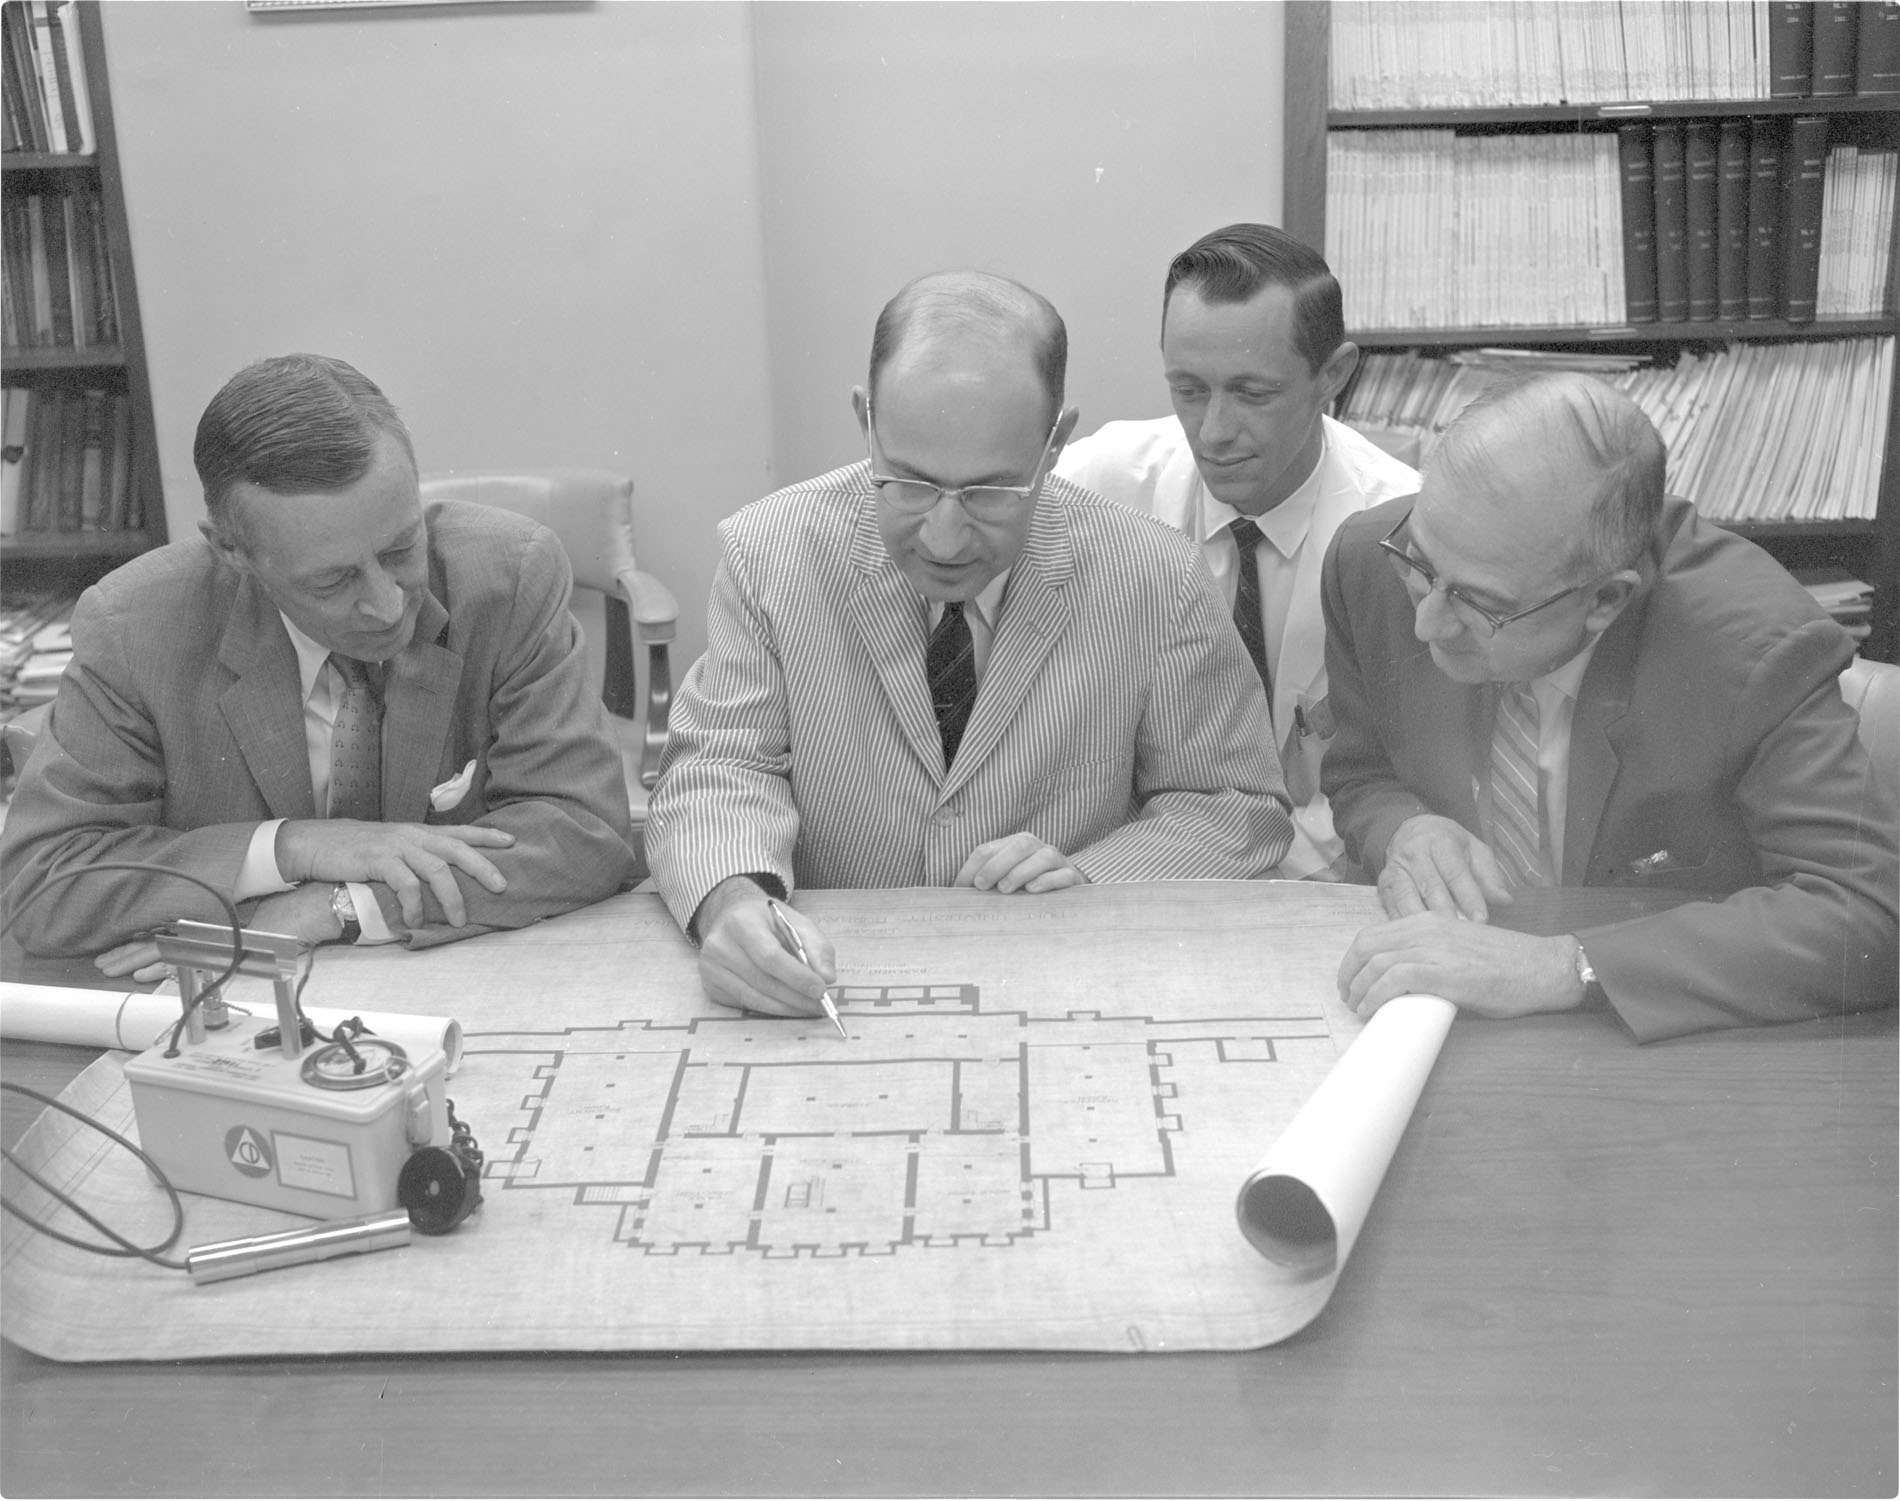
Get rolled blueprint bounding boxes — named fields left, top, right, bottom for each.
left=0, top=981, right=463, bottom=1075
left=1236, top=993, right=1456, bottom=1281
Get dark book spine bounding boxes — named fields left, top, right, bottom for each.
left=1618, top=125, right=1659, bottom=323
left=1771, top=0, right=1817, bottom=95
left=1652, top=123, right=1690, bottom=322
left=24, top=387, right=59, bottom=531
left=56, top=382, right=85, bottom=530
left=2, top=4, right=47, bottom=153
left=77, top=387, right=106, bottom=529
left=1684, top=123, right=1720, bottom=320
left=81, top=188, right=116, bottom=342
left=1811, top=0, right=1861, bottom=93
left=1716, top=120, right=1751, bottom=320
left=1747, top=117, right=1786, bottom=319
left=1856, top=0, right=1900, bottom=92
left=39, top=187, right=72, bottom=348
left=1779, top=114, right=1831, bottom=321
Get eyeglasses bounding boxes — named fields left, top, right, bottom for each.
left=1378, top=510, right=1589, bottom=638
left=865, top=402, right=1061, bottom=523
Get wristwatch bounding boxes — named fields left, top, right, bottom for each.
left=330, top=883, right=361, bottom=946
left=1572, top=939, right=1607, bottom=1007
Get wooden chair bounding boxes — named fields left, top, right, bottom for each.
left=417, top=469, right=677, bottom=839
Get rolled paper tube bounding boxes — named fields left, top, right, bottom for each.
left=0, top=982, right=464, bottom=1075
left=1236, top=993, right=1456, bottom=1281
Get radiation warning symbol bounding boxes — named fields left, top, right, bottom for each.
left=224, top=1125, right=273, bottom=1178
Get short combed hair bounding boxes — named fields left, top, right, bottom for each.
left=1432, top=372, right=1666, bottom=578
left=867, top=271, right=1067, bottom=422
left=195, top=354, right=415, bottom=528
left=1161, top=223, right=1344, bottom=376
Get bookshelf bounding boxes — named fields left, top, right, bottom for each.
left=1284, top=0, right=1900, bottom=663
left=2, top=0, right=165, bottom=581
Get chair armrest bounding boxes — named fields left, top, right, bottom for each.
left=617, top=567, right=678, bottom=639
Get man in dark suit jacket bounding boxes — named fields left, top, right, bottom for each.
left=1, top=354, right=639, bottom=970
left=1321, top=372, right=1896, bottom=1041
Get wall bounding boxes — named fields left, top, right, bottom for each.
left=752, top=2, right=1285, bottom=484
left=98, top=0, right=776, bottom=673
left=99, top=1, right=1285, bottom=667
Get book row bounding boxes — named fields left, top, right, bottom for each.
left=1327, top=121, right=1894, bottom=330
left=1621, top=117, right=1895, bottom=324
left=1331, top=1, right=1900, bottom=110
left=0, top=384, right=145, bottom=536
left=1, top=184, right=121, bottom=350
left=1337, top=337, right=1893, bottom=524
left=2, top=0, right=93, bottom=156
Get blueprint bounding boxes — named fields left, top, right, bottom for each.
left=3, top=881, right=1396, bottom=1359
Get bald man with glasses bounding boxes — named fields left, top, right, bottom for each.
left=1320, top=372, right=1896, bottom=1041
left=647, top=271, right=1294, bottom=1017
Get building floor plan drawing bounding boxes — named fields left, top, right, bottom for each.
left=474, top=983, right=1337, bottom=1262
left=2, top=882, right=1391, bottom=1361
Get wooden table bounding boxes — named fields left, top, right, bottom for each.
left=3, top=898, right=1894, bottom=1498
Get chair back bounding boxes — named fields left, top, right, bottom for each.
left=1840, top=656, right=1900, bottom=812
left=421, top=470, right=637, bottom=599
left=418, top=469, right=676, bottom=830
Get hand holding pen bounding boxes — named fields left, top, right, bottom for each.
left=689, top=874, right=842, bottom=1021
left=767, top=899, right=848, bottom=1039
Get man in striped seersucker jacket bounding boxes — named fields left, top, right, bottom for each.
left=647, top=271, right=1295, bottom=1017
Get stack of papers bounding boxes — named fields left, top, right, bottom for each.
left=0, top=592, right=74, bottom=714
left=1791, top=567, right=1875, bottom=644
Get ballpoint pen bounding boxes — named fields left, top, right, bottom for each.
left=766, top=898, right=848, bottom=1039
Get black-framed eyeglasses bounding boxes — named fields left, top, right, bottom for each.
left=1378, top=510, right=1590, bottom=638
left=864, top=400, right=1060, bottom=523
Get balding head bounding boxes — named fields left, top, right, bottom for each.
left=867, top=271, right=1067, bottom=426
left=1429, top=372, right=1666, bottom=579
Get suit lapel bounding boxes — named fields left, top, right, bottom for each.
left=1563, top=603, right=1644, bottom=884
left=217, top=579, right=317, bottom=820
left=945, top=500, right=1073, bottom=797
left=844, top=497, right=945, bottom=776
left=380, top=591, right=459, bottom=821
left=1275, top=477, right=1360, bottom=735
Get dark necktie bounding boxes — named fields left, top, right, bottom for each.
left=926, top=600, right=977, bottom=768
left=1485, top=682, right=1551, bottom=888
left=328, top=653, right=384, bottom=821
left=1228, top=516, right=1272, bottom=701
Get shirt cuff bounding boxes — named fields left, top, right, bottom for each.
left=348, top=881, right=398, bottom=945
left=235, top=820, right=297, bottom=902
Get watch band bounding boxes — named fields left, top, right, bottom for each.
left=330, top=883, right=362, bottom=946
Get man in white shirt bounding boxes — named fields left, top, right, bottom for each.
left=1056, top=223, right=1418, bottom=875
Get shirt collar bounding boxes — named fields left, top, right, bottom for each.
left=929, top=568, right=1011, bottom=633
left=1529, top=630, right=1601, bottom=714
left=279, top=613, right=337, bottom=704
left=1193, top=425, right=1327, bottom=561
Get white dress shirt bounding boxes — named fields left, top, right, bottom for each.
left=234, top=614, right=394, bottom=942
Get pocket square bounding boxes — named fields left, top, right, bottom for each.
left=430, top=759, right=478, bottom=813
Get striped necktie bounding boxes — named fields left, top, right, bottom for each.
left=1485, top=681, right=1551, bottom=888
left=926, top=600, right=977, bottom=768
left=1227, top=516, right=1272, bottom=701
left=327, top=653, right=384, bottom=821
